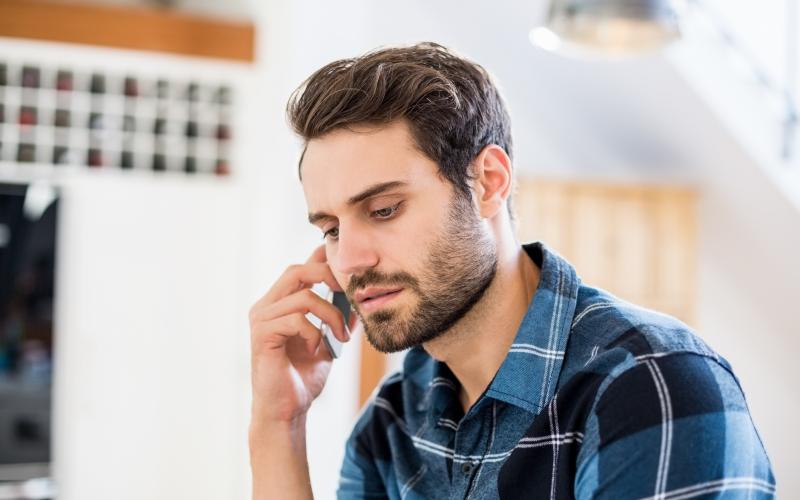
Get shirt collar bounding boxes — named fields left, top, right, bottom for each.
left=410, top=241, right=580, bottom=423
left=484, top=241, right=580, bottom=414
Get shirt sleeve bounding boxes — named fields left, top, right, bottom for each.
left=337, top=403, right=391, bottom=500
left=574, top=352, right=776, bottom=499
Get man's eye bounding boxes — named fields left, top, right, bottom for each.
left=372, top=203, right=401, bottom=219
left=322, top=227, right=339, bottom=240
left=322, top=203, right=401, bottom=241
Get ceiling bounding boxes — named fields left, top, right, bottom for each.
left=81, top=0, right=749, bottom=183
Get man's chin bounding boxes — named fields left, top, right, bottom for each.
left=363, top=320, right=446, bottom=354
left=363, top=325, right=421, bottom=354
left=366, top=338, right=408, bottom=354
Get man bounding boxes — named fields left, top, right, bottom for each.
left=248, top=42, right=775, bottom=499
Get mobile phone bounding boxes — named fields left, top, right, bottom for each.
left=309, top=284, right=351, bottom=359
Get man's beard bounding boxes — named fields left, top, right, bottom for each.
left=346, top=192, right=498, bottom=353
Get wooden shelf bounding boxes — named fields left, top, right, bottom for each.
left=0, top=0, right=255, bottom=62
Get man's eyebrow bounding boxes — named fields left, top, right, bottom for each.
left=307, top=180, right=409, bottom=225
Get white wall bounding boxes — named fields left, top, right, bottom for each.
left=697, top=174, right=800, bottom=497
left=53, top=175, right=246, bottom=500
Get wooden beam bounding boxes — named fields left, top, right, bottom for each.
left=359, top=336, right=387, bottom=409
left=0, top=0, right=255, bottom=62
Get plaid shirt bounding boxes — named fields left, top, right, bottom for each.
left=337, top=242, right=776, bottom=499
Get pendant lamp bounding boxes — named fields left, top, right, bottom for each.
left=531, top=0, right=683, bottom=57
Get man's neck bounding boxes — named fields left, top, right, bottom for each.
left=422, top=242, right=540, bottom=413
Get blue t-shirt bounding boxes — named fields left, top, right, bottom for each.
left=337, top=242, right=775, bottom=499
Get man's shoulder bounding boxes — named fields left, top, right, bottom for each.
left=570, top=283, right=722, bottom=364
left=554, top=282, right=738, bottom=402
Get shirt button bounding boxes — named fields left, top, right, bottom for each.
left=461, top=462, right=474, bottom=475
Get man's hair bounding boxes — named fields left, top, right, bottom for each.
left=287, top=42, right=516, bottom=220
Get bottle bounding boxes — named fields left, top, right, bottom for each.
left=17, top=144, right=36, bottom=163
left=19, top=106, right=37, bottom=127
left=124, top=76, right=138, bottom=97
left=88, top=112, right=104, bottom=130
left=56, top=70, right=73, bottom=92
left=153, top=116, right=167, bottom=135
left=54, top=109, right=70, bottom=128
left=21, top=66, right=40, bottom=88
left=120, top=151, right=135, bottom=170
left=53, top=146, right=69, bottom=165
left=87, top=148, right=103, bottom=167
left=156, top=79, right=169, bottom=99
left=186, top=82, right=199, bottom=102
left=185, top=120, right=198, bottom=138
left=90, top=74, right=105, bottom=94
left=216, top=123, right=230, bottom=141
left=152, top=153, right=166, bottom=172
left=216, top=85, right=231, bottom=105
left=215, top=158, right=230, bottom=176
left=184, top=156, right=197, bottom=174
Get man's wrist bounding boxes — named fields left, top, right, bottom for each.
left=249, top=413, right=313, bottom=499
left=249, top=412, right=308, bottom=454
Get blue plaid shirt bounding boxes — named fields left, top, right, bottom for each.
left=337, top=242, right=775, bottom=499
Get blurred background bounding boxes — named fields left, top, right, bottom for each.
left=0, top=0, right=797, bottom=498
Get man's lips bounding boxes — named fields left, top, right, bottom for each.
left=358, top=289, right=404, bottom=312
left=354, top=287, right=405, bottom=304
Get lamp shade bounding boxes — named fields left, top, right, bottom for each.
left=531, top=0, right=682, bottom=57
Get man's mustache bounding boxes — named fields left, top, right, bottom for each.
left=346, top=268, right=421, bottom=298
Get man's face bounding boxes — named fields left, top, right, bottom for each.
left=302, top=120, right=497, bottom=353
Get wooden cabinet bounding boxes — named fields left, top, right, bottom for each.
left=515, top=177, right=697, bottom=325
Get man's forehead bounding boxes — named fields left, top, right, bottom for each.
left=301, top=123, right=419, bottom=176
left=301, top=153, right=417, bottom=203
left=301, top=131, right=437, bottom=212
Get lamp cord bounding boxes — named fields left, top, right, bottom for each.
left=783, top=0, right=797, bottom=161
left=688, top=0, right=798, bottom=162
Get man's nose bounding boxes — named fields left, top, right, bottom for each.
left=331, top=222, right=379, bottom=276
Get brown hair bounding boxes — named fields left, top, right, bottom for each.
left=287, top=42, right=515, bottom=219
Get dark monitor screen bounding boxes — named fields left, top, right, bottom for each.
left=0, top=182, right=57, bottom=482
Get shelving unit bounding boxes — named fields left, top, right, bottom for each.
left=0, top=63, right=234, bottom=176
left=0, top=0, right=254, bottom=183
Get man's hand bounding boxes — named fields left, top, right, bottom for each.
left=248, top=245, right=355, bottom=499
left=249, top=244, right=352, bottom=423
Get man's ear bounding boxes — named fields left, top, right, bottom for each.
left=471, top=144, right=512, bottom=219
